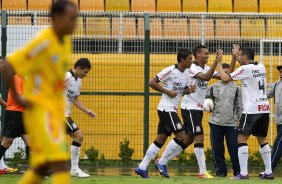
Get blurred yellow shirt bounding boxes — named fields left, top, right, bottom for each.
left=7, top=28, right=71, bottom=117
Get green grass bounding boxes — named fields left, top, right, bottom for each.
left=1, top=175, right=281, bottom=184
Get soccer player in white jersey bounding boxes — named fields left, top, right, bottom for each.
left=180, top=45, right=224, bottom=179
left=218, top=46, right=273, bottom=179
left=65, top=58, right=96, bottom=178
left=135, top=49, right=196, bottom=178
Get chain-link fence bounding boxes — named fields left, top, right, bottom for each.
left=1, top=11, right=282, bottom=165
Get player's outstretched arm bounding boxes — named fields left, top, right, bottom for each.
left=0, top=97, right=7, bottom=107
left=218, top=60, right=233, bottom=83
left=195, top=49, right=223, bottom=81
left=227, top=44, right=240, bottom=74
left=149, top=77, right=177, bottom=98
left=73, top=96, right=96, bottom=118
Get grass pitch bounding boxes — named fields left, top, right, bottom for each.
left=1, top=175, right=281, bottom=184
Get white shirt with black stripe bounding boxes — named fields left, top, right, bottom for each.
left=65, top=70, right=82, bottom=117
left=157, top=64, right=191, bottom=112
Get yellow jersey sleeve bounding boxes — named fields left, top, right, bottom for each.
left=7, top=29, right=50, bottom=76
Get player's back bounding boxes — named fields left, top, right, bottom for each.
left=234, top=63, right=269, bottom=114
left=7, top=28, right=71, bottom=115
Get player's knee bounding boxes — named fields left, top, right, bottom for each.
left=76, top=135, right=84, bottom=143
left=183, top=134, right=194, bottom=146
left=194, top=135, right=204, bottom=143
left=2, top=138, right=14, bottom=148
left=237, top=134, right=247, bottom=144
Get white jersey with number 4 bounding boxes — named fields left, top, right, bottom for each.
left=181, top=62, right=218, bottom=110
left=157, top=64, right=191, bottom=112
left=230, top=63, right=270, bottom=114
left=65, top=71, right=82, bottom=117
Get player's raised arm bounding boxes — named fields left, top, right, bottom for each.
left=227, top=44, right=240, bottom=74
left=218, top=61, right=233, bottom=83
left=149, top=77, right=177, bottom=98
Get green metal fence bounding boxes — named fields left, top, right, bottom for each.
left=0, top=11, right=282, bottom=164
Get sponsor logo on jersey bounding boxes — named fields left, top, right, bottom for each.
left=172, top=82, right=183, bottom=91
left=258, top=104, right=270, bottom=111
left=159, top=70, right=172, bottom=81
left=256, top=98, right=268, bottom=102
left=231, top=68, right=244, bottom=78
left=252, top=70, right=266, bottom=78
left=197, top=103, right=203, bottom=109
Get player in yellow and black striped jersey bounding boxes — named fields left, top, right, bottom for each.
left=0, top=1, right=78, bottom=184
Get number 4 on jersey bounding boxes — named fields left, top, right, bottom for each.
left=258, top=79, right=265, bottom=95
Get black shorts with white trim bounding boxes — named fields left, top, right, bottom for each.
left=157, top=110, right=184, bottom=136
left=65, top=117, right=80, bottom=134
left=181, top=109, right=203, bottom=136
left=239, top=113, right=269, bottom=137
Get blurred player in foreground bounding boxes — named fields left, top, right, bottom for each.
left=218, top=46, right=273, bottom=179
left=136, top=49, right=196, bottom=178
left=0, top=74, right=30, bottom=174
left=65, top=58, right=96, bottom=177
left=0, top=0, right=78, bottom=183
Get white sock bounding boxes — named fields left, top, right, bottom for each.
left=168, top=146, right=183, bottom=160
left=0, top=157, right=7, bottom=169
left=159, top=139, right=183, bottom=165
left=71, top=145, right=80, bottom=170
left=138, top=142, right=161, bottom=170
left=194, top=147, right=207, bottom=174
left=260, top=144, right=272, bottom=174
left=238, top=145, right=249, bottom=176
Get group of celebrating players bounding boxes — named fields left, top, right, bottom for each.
left=136, top=43, right=277, bottom=180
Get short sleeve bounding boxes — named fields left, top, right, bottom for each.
left=77, top=79, right=82, bottom=96
left=14, top=75, right=23, bottom=95
left=7, top=36, right=49, bottom=76
left=156, top=66, right=173, bottom=82
left=189, top=64, right=201, bottom=77
left=230, top=66, right=248, bottom=80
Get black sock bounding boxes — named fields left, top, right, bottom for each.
left=0, top=145, right=7, bottom=160
left=71, top=141, right=81, bottom=147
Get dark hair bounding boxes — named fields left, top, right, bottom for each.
left=177, top=49, right=192, bottom=63
left=222, top=63, right=230, bottom=69
left=74, top=58, right=91, bottom=69
left=193, top=45, right=208, bottom=58
left=51, top=0, right=76, bottom=18
left=240, top=47, right=255, bottom=60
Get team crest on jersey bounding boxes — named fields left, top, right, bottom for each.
left=52, top=55, right=59, bottom=63
left=195, top=126, right=201, bottom=133
left=176, top=123, right=182, bottom=130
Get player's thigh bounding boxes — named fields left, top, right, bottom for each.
left=182, top=109, right=203, bottom=136
left=24, top=106, right=67, bottom=167
left=65, top=117, right=80, bottom=135
left=253, top=113, right=269, bottom=138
